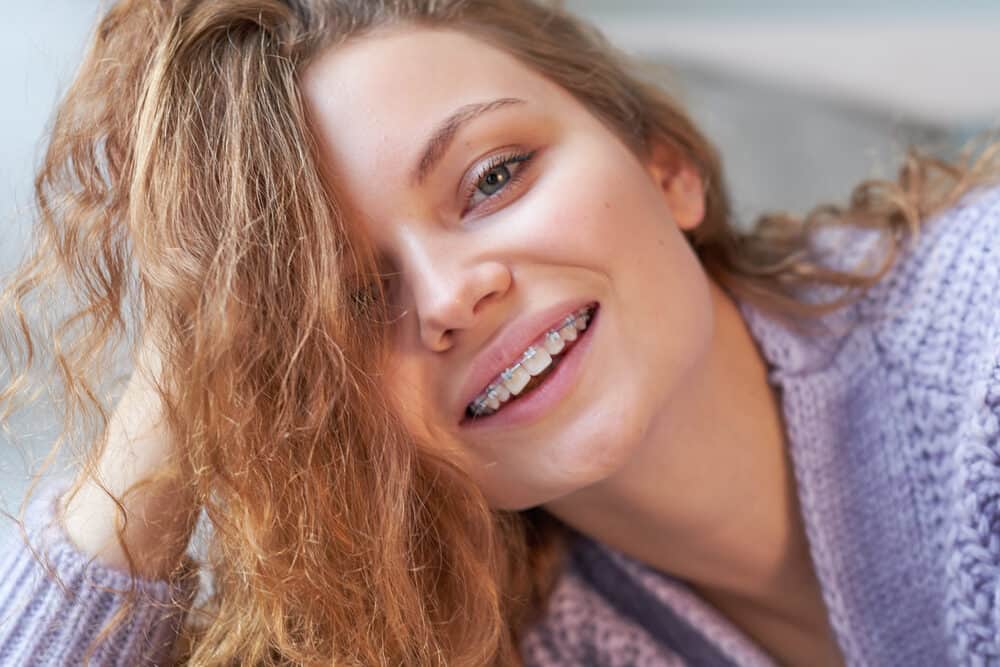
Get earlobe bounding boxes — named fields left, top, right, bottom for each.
left=646, top=150, right=706, bottom=231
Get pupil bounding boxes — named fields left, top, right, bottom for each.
left=480, top=166, right=509, bottom=195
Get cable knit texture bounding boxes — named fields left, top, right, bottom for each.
left=1, top=187, right=998, bottom=665
left=0, top=483, right=197, bottom=666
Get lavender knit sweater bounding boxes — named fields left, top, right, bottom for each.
left=2, top=186, right=999, bottom=666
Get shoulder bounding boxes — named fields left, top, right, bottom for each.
left=0, top=481, right=196, bottom=664
left=733, top=188, right=1000, bottom=662
left=519, top=566, right=685, bottom=667
left=862, top=183, right=1000, bottom=450
left=739, top=185, right=1000, bottom=382
left=520, top=537, right=779, bottom=666
left=859, top=184, right=1000, bottom=376
left=735, top=188, right=1000, bottom=661
left=906, top=186, right=1000, bottom=659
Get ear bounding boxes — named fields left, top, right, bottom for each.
left=644, top=143, right=706, bottom=231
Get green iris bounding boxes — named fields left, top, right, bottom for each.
left=478, top=164, right=511, bottom=196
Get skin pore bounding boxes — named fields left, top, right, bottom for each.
left=302, top=26, right=844, bottom=666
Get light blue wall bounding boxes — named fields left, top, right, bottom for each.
left=3, top=1, right=997, bottom=273
left=570, top=0, right=1000, bottom=18
left=1, top=3, right=102, bottom=509
left=0, top=3, right=100, bottom=275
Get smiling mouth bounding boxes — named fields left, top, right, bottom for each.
left=465, top=304, right=597, bottom=420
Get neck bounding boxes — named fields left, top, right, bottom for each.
left=544, top=280, right=839, bottom=660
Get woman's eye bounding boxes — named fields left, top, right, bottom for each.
left=350, top=281, right=380, bottom=311
left=464, top=151, right=534, bottom=213
left=349, top=272, right=396, bottom=313
left=479, top=165, right=511, bottom=196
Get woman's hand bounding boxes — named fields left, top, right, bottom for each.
left=60, top=336, right=198, bottom=580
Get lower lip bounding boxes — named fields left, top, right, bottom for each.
left=460, top=306, right=599, bottom=431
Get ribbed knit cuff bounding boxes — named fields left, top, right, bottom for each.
left=0, top=482, right=198, bottom=666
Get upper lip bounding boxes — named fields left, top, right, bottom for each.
left=457, top=298, right=595, bottom=419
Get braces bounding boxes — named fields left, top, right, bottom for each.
left=467, top=307, right=593, bottom=417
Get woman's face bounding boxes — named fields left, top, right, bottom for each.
left=302, top=27, right=714, bottom=510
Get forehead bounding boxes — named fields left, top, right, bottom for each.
left=300, top=27, right=565, bottom=194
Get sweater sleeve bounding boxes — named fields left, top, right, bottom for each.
left=0, top=482, right=197, bottom=666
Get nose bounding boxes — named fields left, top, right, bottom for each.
left=401, top=235, right=512, bottom=352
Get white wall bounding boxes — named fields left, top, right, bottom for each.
left=1, top=3, right=103, bottom=511
left=571, top=0, right=1000, bottom=17
left=4, top=2, right=997, bottom=272
left=1, top=3, right=101, bottom=274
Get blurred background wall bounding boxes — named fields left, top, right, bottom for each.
left=2, top=1, right=999, bottom=510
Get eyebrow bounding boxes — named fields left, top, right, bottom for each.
left=411, top=97, right=526, bottom=186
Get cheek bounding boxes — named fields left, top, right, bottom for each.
left=383, top=356, right=470, bottom=465
left=383, top=361, right=429, bottom=440
left=519, top=146, right=676, bottom=266
left=526, top=141, right=676, bottom=253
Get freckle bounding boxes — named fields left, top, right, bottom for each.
left=603, top=201, right=610, bottom=210
left=658, top=239, right=665, bottom=247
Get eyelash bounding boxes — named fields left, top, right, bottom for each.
left=350, top=269, right=401, bottom=317
left=462, top=150, right=536, bottom=214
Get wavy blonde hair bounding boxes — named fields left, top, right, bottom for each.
left=2, top=0, right=998, bottom=665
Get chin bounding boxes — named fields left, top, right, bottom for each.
left=483, top=399, right=652, bottom=512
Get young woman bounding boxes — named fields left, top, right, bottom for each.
left=1, top=1, right=998, bottom=665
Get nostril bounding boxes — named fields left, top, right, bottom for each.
left=436, top=328, right=456, bottom=350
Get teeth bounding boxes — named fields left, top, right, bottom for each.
left=544, top=330, right=565, bottom=355
left=521, top=346, right=553, bottom=376
left=501, top=366, right=531, bottom=395
left=467, top=305, right=595, bottom=418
